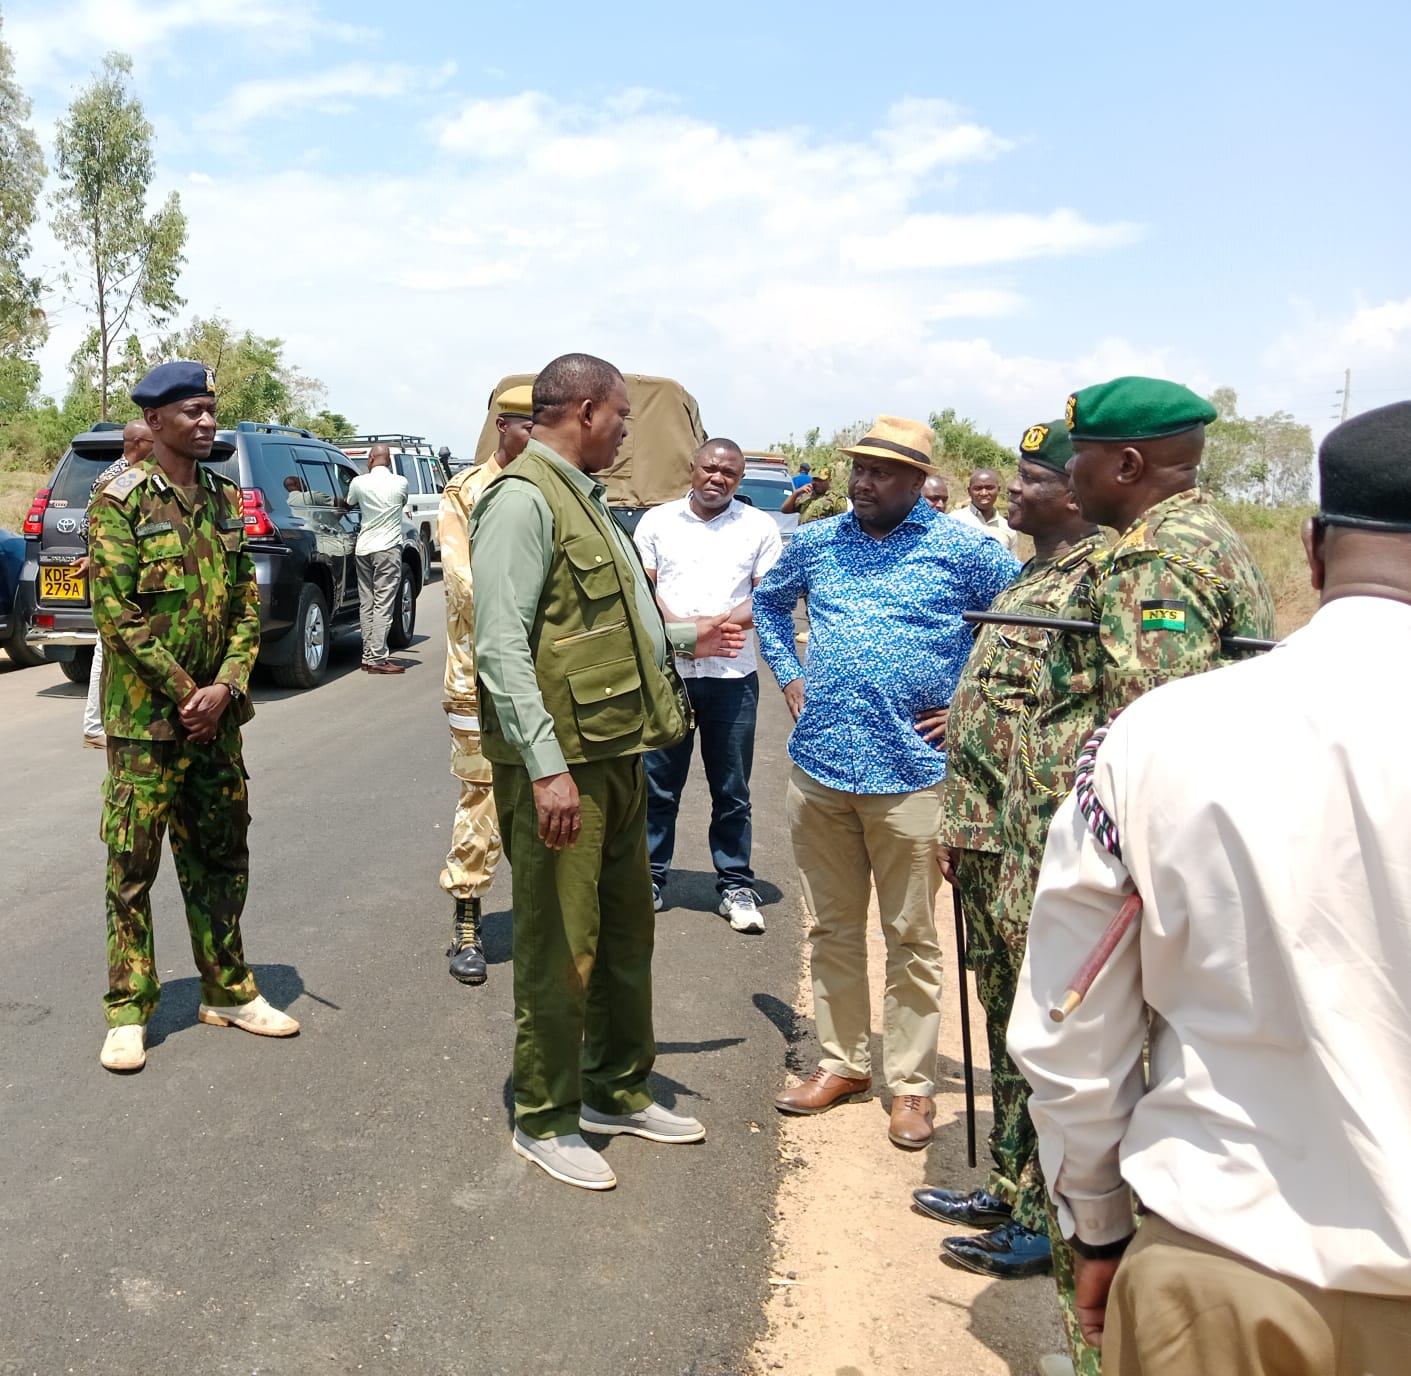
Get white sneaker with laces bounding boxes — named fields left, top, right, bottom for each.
left=579, top=1101, right=705, bottom=1143
left=718, top=887, right=764, bottom=933
left=512, top=1128, right=617, bottom=1189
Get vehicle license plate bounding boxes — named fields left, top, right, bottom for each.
left=40, top=565, right=86, bottom=602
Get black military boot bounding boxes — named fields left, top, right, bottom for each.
left=447, top=897, right=487, bottom=985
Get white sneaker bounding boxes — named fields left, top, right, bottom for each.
left=1036, top=1356, right=1076, bottom=1376
left=651, top=883, right=664, bottom=912
left=512, top=1128, right=617, bottom=1189
left=197, top=994, right=300, bottom=1037
left=719, top=887, right=764, bottom=933
left=99, top=1024, right=146, bottom=1072
left=579, top=1101, right=705, bottom=1143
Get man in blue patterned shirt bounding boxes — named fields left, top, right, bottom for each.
left=755, top=416, right=1019, bottom=1149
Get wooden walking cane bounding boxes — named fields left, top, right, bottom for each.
left=951, top=886, right=977, bottom=1168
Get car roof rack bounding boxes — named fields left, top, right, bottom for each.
left=338, top=434, right=432, bottom=448
left=232, top=421, right=318, bottom=439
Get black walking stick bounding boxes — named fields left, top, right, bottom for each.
left=951, top=885, right=977, bottom=1168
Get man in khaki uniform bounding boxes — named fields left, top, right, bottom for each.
left=438, top=385, right=533, bottom=983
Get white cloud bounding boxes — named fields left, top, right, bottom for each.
left=6, top=0, right=372, bottom=89
left=843, top=209, right=1143, bottom=272
left=207, top=61, right=455, bottom=129
left=24, top=86, right=1162, bottom=450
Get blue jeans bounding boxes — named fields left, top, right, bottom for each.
left=645, top=672, right=758, bottom=895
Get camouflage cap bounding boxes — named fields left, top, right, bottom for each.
left=1065, top=376, right=1217, bottom=443
left=1017, top=420, right=1073, bottom=475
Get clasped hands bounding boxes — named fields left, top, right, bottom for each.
left=178, top=684, right=232, bottom=744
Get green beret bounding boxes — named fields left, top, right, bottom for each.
left=1065, top=376, right=1217, bottom=442
left=1017, top=420, right=1072, bottom=475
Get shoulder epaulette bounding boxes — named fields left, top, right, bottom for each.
left=101, top=468, right=149, bottom=502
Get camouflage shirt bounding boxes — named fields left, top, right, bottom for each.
left=992, top=491, right=1275, bottom=947
left=89, top=458, right=260, bottom=741
left=797, top=487, right=849, bottom=524
left=939, top=534, right=1106, bottom=852
left=1093, top=488, right=1275, bottom=718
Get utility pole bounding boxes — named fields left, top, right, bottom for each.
left=1337, top=367, right=1352, bottom=422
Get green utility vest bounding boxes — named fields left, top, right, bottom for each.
left=475, top=448, right=689, bottom=767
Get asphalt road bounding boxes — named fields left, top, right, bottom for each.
left=0, top=581, right=811, bottom=1376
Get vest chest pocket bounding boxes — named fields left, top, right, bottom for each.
left=563, top=533, right=622, bottom=602
left=135, top=528, right=187, bottom=594
left=566, top=656, right=644, bottom=743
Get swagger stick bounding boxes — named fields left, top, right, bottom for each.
left=961, top=609, right=1277, bottom=655
left=1049, top=892, right=1143, bottom=1023
left=951, top=886, right=977, bottom=1168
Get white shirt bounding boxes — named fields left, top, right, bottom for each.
left=346, top=467, right=410, bottom=554
left=1009, top=597, right=1411, bottom=1295
left=634, top=496, right=782, bottom=678
left=950, top=502, right=1019, bottom=553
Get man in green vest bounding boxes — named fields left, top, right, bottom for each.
left=470, top=352, right=746, bottom=1190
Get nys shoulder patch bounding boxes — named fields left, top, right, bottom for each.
left=1140, top=599, right=1187, bottom=632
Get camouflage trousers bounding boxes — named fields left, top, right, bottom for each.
left=1048, top=1195, right=1104, bottom=1375
left=439, top=713, right=503, bottom=900
left=101, top=736, right=258, bottom=1028
left=952, top=849, right=1047, bottom=1232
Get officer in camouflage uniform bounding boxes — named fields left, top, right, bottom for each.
left=791, top=466, right=849, bottom=524
left=917, top=423, right=1106, bottom=1294
left=1012, top=377, right=1276, bottom=1376
left=89, top=361, right=300, bottom=1074
left=438, top=384, right=533, bottom=984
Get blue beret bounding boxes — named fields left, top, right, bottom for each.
left=131, top=360, right=217, bottom=409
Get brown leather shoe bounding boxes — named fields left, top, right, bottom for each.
left=365, top=662, right=406, bottom=675
left=888, top=1093, right=935, bottom=1148
left=774, top=1066, right=872, bottom=1115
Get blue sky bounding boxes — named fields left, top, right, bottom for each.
left=7, top=0, right=1409, bottom=454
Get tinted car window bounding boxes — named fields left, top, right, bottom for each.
left=242, top=441, right=300, bottom=516
left=735, top=474, right=792, bottom=510
left=397, top=454, right=426, bottom=495
left=50, top=450, right=121, bottom=509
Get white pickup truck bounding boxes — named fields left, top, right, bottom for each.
left=339, top=434, right=451, bottom=568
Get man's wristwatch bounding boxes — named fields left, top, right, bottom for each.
left=225, top=683, right=245, bottom=706
left=1070, top=1232, right=1135, bottom=1261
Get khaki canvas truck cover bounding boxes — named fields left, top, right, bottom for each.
left=472, top=373, right=706, bottom=509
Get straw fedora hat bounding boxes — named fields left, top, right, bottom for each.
left=839, top=416, right=936, bottom=473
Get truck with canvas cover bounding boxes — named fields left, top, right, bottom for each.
left=471, top=372, right=706, bottom=534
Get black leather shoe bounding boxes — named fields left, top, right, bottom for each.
left=448, top=898, right=487, bottom=985
left=911, top=1187, right=1013, bottom=1226
left=941, top=1221, right=1053, bottom=1278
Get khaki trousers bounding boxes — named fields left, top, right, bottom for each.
left=1106, top=1214, right=1411, bottom=1376
left=786, top=764, right=943, bottom=1094
left=439, top=714, right=503, bottom=900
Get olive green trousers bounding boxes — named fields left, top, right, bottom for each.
left=493, top=755, right=658, bottom=1139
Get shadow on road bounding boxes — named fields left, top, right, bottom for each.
left=144, top=962, right=331, bottom=1047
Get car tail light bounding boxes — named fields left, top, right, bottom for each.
left=35, top=614, right=54, bottom=628
left=22, top=488, right=51, bottom=537
left=241, top=488, right=276, bottom=537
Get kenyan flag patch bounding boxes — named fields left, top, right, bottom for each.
left=1141, top=600, right=1187, bottom=632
